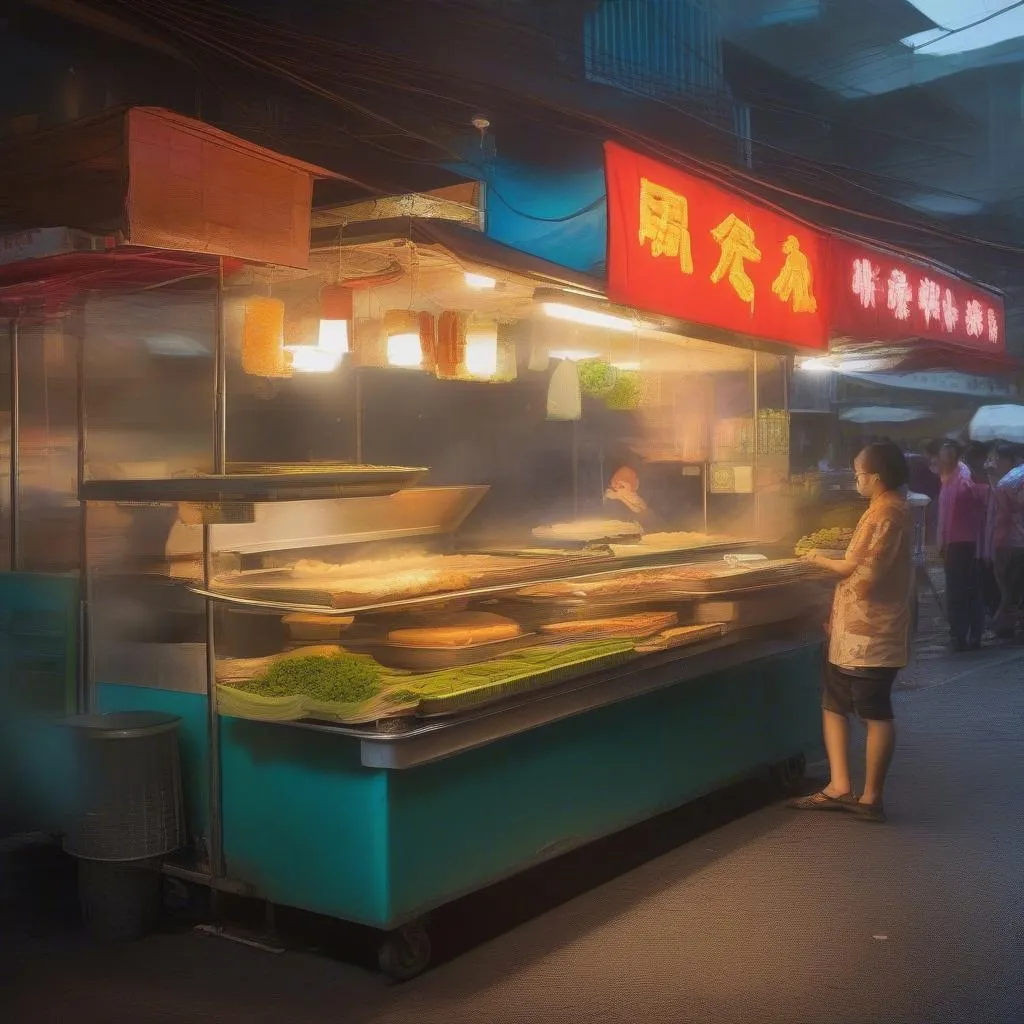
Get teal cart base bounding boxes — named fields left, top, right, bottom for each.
left=0, top=573, right=79, bottom=836
left=93, top=641, right=823, bottom=977
left=219, top=642, right=823, bottom=933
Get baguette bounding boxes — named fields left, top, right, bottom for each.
left=387, top=612, right=522, bottom=648
left=540, top=611, right=677, bottom=640
left=283, top=613, right=354, bottom=641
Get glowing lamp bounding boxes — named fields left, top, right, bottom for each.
left=465, top=322, right=499, bottom=378
left=318, top=285, right=352, bottom=354
left=542, top=302, right=635, bottom=333
left=387, top=333, right=423, bottom=368
left=289, top=347, right=343, bottom=373
left=383, top=310, right=423, bottom=369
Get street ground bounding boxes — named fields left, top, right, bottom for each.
left=2, top=587, right=1022, bottom=1024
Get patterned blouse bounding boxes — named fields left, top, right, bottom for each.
left=829, top=489, right=914, bottom=670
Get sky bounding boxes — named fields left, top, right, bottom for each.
left=902, top=1, right=1024, bottom=56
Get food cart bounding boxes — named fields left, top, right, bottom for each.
left=75, top=214, right=829, bottom=977
left=0, top=122, right=833, bottom=978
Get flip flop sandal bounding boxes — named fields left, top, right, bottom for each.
left=787, top=790, right=858, bottom=812
left=850, top=802, right=887, bottom=823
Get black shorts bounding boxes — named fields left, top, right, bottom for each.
left=822, top=663, right=898, bottom=722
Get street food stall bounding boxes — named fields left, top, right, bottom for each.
left=0, top=130, right=840, bottom=976
left=6, top=119, right=1013, bottom=976
left=81, top=214, right=831, bottom=977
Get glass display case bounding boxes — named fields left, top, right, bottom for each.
left=79, top=227, right=829, bottom=733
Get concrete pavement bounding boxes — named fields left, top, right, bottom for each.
left=2, top=642, right=1022, bottom=1024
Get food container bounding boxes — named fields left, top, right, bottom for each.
left=341, top=632, right=540, bottom=671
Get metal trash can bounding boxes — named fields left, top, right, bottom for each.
left=62, top=712, right=186, bottom=941
left=63, top=712, right=185, bottom=862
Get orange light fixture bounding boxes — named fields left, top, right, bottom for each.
left=241, top=297, right=289, bottom=378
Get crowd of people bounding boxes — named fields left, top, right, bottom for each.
left=926, top=437, right=1024, bottom=651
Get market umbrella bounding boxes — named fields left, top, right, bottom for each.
left=968, top=405, right=1024, bottom=444
left=839, top=406, right=932, bottom=424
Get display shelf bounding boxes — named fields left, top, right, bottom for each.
left=189, top=545, right=771, bottom=617
left=80, top=466, right=429, bottom=504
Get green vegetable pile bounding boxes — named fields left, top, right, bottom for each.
left=403, top=639, right=634, bottom=699
left=247, top=653, right=383, bottom=703
left=604, top=371, right=641, bottom=411
left=794, top=527, right=854, bottom=557
left=577, top=359, right=642, bottom=411
left=578, top=359, right=618, bottom=397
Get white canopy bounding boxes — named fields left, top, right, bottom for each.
left=968, top=405, right=1024, bottom=444
left=839, top=406, right=932, bottom=424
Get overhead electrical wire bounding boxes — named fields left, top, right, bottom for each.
left=72, top=0, right=1024, bottom=257
left=185, top=0, right=999, bottom=215
left=111, top=0, right=978, bottom=180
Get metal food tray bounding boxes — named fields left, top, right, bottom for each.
left=528, top=530, right=642, bottom=549
left=196, top=554, right=612, bottom=615
left=497, top=596, right=691, bottom=623
left=415, top=647, right=636, bottom=718
left=633, top=622, right=727, bottom=654
left=341, top=632, right=541, bottom=671
left=658, top=563, right=831, bottom=595
left=508, top=560, right=828, bottom=602
left=608, top=539, right=759, bottom=565
left=81, top=466, right=429, bottom=504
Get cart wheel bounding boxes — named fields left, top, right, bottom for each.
left=770, top=753, right=807, bottom=793
left=378, top=922, right=432, bottom=981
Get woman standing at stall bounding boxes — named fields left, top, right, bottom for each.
left=791, top=441, right=913, bottom=823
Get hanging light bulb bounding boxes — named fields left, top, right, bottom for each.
left=384, top=310, right=423, bottom=369
left=288, top=347, right=343, bottom=373
left=317, top=285, right=352, bottom=354
left=465, top=320, right=499, bottom=378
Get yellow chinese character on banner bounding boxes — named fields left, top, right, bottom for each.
left=771, top=235, right=817, bottom=314
left=710, top=214, right=761, bottom=304
left=638, top=177, right=694, bottom=274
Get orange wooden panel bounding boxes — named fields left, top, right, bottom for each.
left=125, top=108, right=326, bottom=269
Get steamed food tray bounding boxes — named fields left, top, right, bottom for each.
left=511, top=558, right=828, bottom=602
left=412, top=640, right=636, bottom=717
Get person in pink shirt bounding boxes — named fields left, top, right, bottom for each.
left=988, top=442, right=1024, bottom=638
left=964, top=443, right=999, bottom=621
left=936, top=441, right=987, bottom=651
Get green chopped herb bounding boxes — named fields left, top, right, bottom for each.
left=248, top=653, right=382, bottom=703
left=578, top=359, right=618, bottom=397
left=603, top=371, right=641, bottom=410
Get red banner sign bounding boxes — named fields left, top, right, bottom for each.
left=605, top=141, right=828, bottom=350
left=830, top=237, right=1005, bottom=353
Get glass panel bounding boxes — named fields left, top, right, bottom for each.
left=16, top=321, right=80, bottom=572
left=223, top=268, right=357, bottom=467
left=82, top=277, right=217, bottom=480
left=0, top=322, right=10, bottom=571
left=85, top=498, right=206, bottom=692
